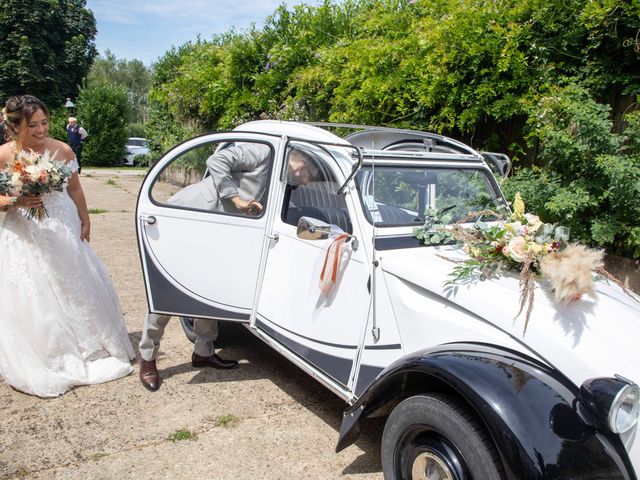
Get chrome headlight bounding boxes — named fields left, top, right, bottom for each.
left=579, top=376, right=640, bottom=434
left=609, top=383, right=640, bottom=433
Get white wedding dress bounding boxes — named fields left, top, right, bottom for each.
left=0, top=159, right=134, bottom=397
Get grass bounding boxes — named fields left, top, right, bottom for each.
left=211, top=414, right=239, bottom=428
left=88, top=208, right=107, bottom=214
left=167, top=428, right=198, bottom=442
left=15, top=467, right=30, bottom=478
left=89, top=453, right=107, bottom=461
left=106, top=179, right=116, bottom=186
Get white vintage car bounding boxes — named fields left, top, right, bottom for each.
left=136, top=120, right=640, bottom=480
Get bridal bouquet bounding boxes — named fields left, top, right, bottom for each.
left=1, top=149, right=73, bottom=220
left=415, top=193, right=609, bottom=332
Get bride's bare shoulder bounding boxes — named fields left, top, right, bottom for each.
left=48, top=138, right=74, bottom=160
left=0, top=142, right=15, bottom=167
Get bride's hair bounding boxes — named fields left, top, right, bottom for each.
left=3, top=95, right=50, bottom=146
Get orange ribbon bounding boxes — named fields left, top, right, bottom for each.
left=320, top=234, right=350, bottom=296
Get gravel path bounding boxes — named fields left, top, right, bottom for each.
left=0, top=169, right=384, bottom=480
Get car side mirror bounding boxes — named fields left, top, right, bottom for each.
left=296, top=216, right=332, bottom=240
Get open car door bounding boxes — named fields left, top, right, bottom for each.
left=136, top=132, right=281, bottom=322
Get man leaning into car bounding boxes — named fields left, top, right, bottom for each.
left=138, top=143, right=317, bottom=391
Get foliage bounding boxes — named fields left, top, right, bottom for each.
left=167, top=428, right=197, bottom=442
left=144, top=45, right=200, bottom=160
left=148, top=0, right=639, bottom=151
left=144, top=0, right=640, bottom=258
left=131, top=153, right=150, bottom=167
left=212, top=414, right=238, bottom=428
left=47, top=107, right=70, bottom=143
left=77, top=83, right=129, bottom=167
left=126, top=122, right=146, bottom=138
left=87, top=50, right=151, bottom=124
left=0, top=0, right=97, bottom=108
left=503, top=85, right=640, bottom=258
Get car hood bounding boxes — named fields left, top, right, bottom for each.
left=380, top=244, right=640, bottom=387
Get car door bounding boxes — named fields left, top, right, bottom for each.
left=254, top=141, right=371, bottom=397
left=137, top=132, right=283, bottom=321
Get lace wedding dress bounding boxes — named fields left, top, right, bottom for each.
left=0, top=159, right=134, bottom=397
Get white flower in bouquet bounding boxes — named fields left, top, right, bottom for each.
left=11, top=172, right=23, bottom=190
left=524, top=213, right=543, bottom=232
left=507, top=236, right=527, bottom=262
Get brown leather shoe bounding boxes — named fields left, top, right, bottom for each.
left=191, top=352, right=238, bottom=370
left=139, top=358, right=160, bottom=391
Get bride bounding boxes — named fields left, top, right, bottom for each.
left=0, top=95, right=134, bottom=397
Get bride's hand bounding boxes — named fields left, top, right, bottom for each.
left=0, top=195, right=17, bottom=208
left=80, top=220, right=90, bottom=242
left=15, top=195, right=43, bottom=208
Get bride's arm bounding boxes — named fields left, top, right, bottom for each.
left=55, top=141, right=91, bottom=241
left=66, top=173, right=90, bottom=241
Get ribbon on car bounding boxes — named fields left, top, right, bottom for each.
left=319, top=233, right=350, bottom=297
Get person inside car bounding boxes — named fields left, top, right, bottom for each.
left=138, top=144, right=317, bottom=391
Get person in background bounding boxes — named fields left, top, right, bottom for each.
left=66, top=116, right=88, bottom=173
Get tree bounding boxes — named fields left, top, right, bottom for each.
left=77, top=83, right=129, bottom=167
left=0, top=0, right=97, bottom=108
left=87, top=50, right=151, bottom=124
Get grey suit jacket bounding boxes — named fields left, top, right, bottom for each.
left=168, top=142, right=272, bottom=213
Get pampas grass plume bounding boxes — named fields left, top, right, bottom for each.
left=540, top=244, right=604, bottom=303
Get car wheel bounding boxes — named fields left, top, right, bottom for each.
left=179, top=317, right=197, bottom=343
left=381, top=393, right=505, bottom=480
left=179, top=316, right=219, bottom=344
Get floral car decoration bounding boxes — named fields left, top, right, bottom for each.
left=414, top=192, right=625, bottom=331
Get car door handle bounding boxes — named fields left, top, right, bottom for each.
left=139, top=214, right=156, bottom=225
left=266, top=232, right=279, bottom=244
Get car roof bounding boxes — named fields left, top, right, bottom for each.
left=234, top=120, right=351, bottom=146
left=233, top=120, right=489, bottom=168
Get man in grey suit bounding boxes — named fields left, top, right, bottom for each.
left=139, top=142, right=317, bottom=391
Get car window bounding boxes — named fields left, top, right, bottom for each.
left=281, top=142, right=353, bottom=234
left=356, top=166, right=506, bottom=226
left=150, top=140, right=273, bottom=218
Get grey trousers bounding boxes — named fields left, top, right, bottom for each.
left=139, top=313, right=219, bottom=361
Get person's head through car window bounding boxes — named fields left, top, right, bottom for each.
left=287, top=148, right=318, bottom=186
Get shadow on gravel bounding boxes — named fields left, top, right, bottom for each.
left=162, top=321, right=384, bottom=476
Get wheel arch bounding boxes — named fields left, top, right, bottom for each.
left=338, top=343, right=633, bottom=480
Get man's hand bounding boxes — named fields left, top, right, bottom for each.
left=231, top=196, right=263, bottom=215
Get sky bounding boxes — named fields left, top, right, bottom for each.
left=86, top=0, right=326, bottom=66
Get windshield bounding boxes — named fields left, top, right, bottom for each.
left=355, top=165, right=507, bottom=227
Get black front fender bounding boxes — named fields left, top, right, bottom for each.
left=338, top=343, right=634, bottom=480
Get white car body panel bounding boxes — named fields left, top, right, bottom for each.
left=380, top=245, right=640, bottom=388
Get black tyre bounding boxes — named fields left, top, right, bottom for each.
left=179, top=316, right=220, bottom=344
left=179, top=316, right=197, bottom=343
left=381, top=393, right=505, bottom=480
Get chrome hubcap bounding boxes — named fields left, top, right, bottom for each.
left=411, top=452, right=454, bottom=480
